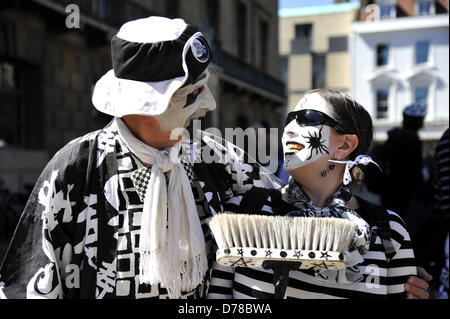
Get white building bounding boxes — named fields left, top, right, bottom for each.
left=349, top=14, right=449, bottom=141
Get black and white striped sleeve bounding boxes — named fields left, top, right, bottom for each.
left=386, top=210, right=417, bottom=298
left=207, top=262, right=235, bottom=299
left=433, top=129, right=449, bottom=212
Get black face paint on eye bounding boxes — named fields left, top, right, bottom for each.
left=302, top=126, right=329, bottom=160
left=183, top=86, right=203, bottom=108
left=183, top=70, right=208, bottom=87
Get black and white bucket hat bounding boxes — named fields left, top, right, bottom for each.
left=92, top=16, right=212, bottom=117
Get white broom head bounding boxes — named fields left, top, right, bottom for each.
left=208, top=214, right=357, bottom=270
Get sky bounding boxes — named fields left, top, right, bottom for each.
left=279, top=0, right=360, bottom=9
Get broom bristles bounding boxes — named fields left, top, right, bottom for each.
left=208, top=214, right=357, bottom=252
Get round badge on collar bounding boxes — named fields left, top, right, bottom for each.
left=191, top=37, right=209, bottom=63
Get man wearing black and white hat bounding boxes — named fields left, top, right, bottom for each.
left=0, top=16, right=281, bottom=299
left=0, top=17, right=432, bottom=299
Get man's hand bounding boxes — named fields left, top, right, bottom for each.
left=405, top=267, right=433, bottom=299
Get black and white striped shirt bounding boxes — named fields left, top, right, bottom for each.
left=207, top=191, right=416, bottom=299
left=433, top=129, right=449, bottom=212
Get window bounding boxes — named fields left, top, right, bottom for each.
left=96, top=0, right=125, bottom=26
left=206, top=0, right=220, bottom=43
left=0, top=62, right=20, bottom=147
left=380, top=5, right=394, bottom=18
left=376, top=89, right=389, bottom=119
left=417, top=0, right=434, bottom=15
left=90, top=0, right=150, bottom=28
left=377, top=0, right=396, bottom=19
left=0, top=61, right=42, bottom=149
left=166, top=0, right=179, bottom=18
left=237, top=1, right=248, bottom=60
left=295, top=24, right=312, bottom=39
left=415, top=41, right=430, bottom=64
left=329, top=36, right=348, bottom=53
left=292, top=24, right=312, bottom=54
left=312, top=53, right=326, bottom=89
left=376, top=44, right=389, bottom=66
left=259, top=19, right=269, bottom=70
left=414, top=86, right=428, bottom=108
left=0, top=62, right=15, bottom=89
left=97, top=0, right=108, bottom=20
left=280, top=56, right=288, bottom=83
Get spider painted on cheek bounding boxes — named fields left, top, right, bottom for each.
left=302, top=126, right=329, bottom=160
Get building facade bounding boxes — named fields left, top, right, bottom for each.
left=0, top=0, right=285, bottom=193
left=350, top=1, right=449, bottom=142
left=278, top=1, right=361, bottom=111
left=360, top=0, right=448, bottom=20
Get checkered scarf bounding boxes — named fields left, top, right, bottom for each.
left=284, top=177, right=372, bottom=284
left=115, top=118, right=207, bottom=298
left=285, top=178, right=371, bottom=254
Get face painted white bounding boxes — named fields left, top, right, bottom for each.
left=282, top=118, right=331, bottom=172
left=189, top=85, right=216, bottom=120
left=294, top=92, right=332, bottom=114
left=282, top=92, right=336, bottom=171
left=154, top=71, right=216, bottom=133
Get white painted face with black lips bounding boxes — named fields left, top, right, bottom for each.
left=282, top=93, right=334, bottom=172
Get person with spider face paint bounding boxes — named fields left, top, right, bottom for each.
left=208, top=88, right=432, bottom=299
left=282, top=92, right=342, bottom=175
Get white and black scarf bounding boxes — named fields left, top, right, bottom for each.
left=115, top=118, right=208, bottom=298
